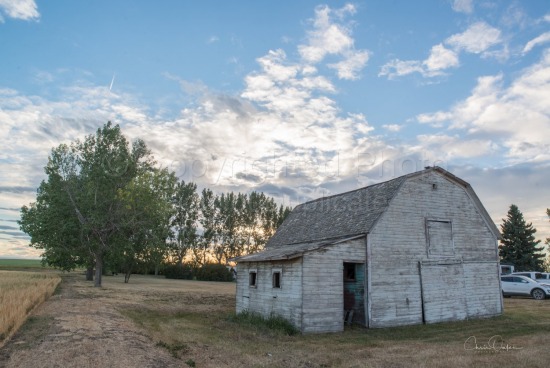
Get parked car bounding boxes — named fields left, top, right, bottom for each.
left=511, top=271, right=546, bottom=283
left=500, top=275, right=550, bottom=300
left=538, top=273, right=550, bottom=282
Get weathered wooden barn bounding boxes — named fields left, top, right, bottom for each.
left=234, top=167, right=503, bottom=333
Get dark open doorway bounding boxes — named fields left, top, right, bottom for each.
left=343, top=262, right=365, bottom=326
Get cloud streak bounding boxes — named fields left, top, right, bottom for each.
left=379, top=22, right=504, bottom=79
left=0, top=0, right=39, bottom=22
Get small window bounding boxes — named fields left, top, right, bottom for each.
left=249, top=271, right=257, bottom=287
left=344, top=263, right=356, bottom=281
left=501, top=277, right=513, bottom=282
left=272, top=272, right=281, bottom=288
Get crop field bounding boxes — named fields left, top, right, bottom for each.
left=0, top=259, right=46, bottom=270
left=0, top=271, right=60, bottom=347
left=1, top=273, right=549, bottom=367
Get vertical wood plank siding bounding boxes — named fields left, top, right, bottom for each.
left=368, top=171, right=501, bottom=328
left=301, top=238, right=365, bottom=333
left=236, top=258, right=303, bottom=330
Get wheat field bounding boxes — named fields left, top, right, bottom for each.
left=0, top=270, right=60, bottom=347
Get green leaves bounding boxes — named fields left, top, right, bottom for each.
left=499, top=204, right=544, bottom=272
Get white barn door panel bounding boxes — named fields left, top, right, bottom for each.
left=420, top=262, right=467, bottom=323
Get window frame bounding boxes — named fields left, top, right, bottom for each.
left=249, top=269, right=257, bottom=288
left=272, top=269, right=282, bottom=289
left=425, top=218, right=455, bottom=258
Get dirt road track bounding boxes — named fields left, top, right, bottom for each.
left=0, top=274, right=182, bottom=368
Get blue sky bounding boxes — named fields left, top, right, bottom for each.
left=1, top=0, right=550, bottom=258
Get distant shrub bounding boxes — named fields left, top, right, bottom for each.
left=195, top=263, right=233, bottom=282
left=163, top=264, right=194, bottom=280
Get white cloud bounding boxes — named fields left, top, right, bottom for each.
left=523, top=32, right=550, bottom=54
left=445, top=22, right=502, bottom=54
left=451, top=0, right=473, bottom=14
left=380, top=22, right=503, bottom=80
left=423, top=44, right=459, bottom=74
left=382, top=124, right=403, bottom=132
left=297, top=4, right=370, bottom=80
left=328, top=50, right=370, bottom=80
left=416, top=111, right=453, bottom=127
left=418, top=50, right=550, bottom=163
left=378, top=59, right=423, bottom=79
left=415, top=134, right=497, bottom=159
left=0, top=0, right=39, bottom=21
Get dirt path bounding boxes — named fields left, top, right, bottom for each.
left=0, top=274, right=185, bottom=368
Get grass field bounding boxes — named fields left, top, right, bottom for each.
left=3, top=273, right=550, bottom=367
left=100, top=275, right=549, bottom=368
left=0, top=259, right=46, bottom=270
left=0, top=271, right=60, bottom=348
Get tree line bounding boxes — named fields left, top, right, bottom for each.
left=18, top=123, right=291, bottom=287
left=499, top=204, right=550, bottom=272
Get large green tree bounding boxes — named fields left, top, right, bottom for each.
left=19, top=122, right=154, bottom=286
left=499, top=204, right=545, bottom=271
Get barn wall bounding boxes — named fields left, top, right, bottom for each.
left=301, top=237, right=365, bottom=333
left=368, top=171, right=501, bottom=328
left=235, top=258, right=303, bottom=330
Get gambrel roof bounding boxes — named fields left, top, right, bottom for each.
left=266, top=166, right=500, bottom=248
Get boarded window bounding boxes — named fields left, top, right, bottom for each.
left=272, top=271, right=281, bottom=288
left=426, top=220, right=454, bottom=256
left=249, top=271, right=257, bottom=287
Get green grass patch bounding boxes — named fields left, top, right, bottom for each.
left=334, top=302, right=550, bottom=346
left=0, top=259, right=45, bottom=270
left=228, top=310, right=299, bottom=336
left=156, top=340, right=189, bottom=359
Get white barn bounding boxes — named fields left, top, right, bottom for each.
left=233, top=167, right=503, bottom=333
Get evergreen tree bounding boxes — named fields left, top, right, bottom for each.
left=499, top=204, right=544, bottom=271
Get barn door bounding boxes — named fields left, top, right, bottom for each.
left=419, top=262, right=466, bottom=323
left=343, top=262, right=365, bottom=326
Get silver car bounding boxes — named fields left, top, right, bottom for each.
left=511, top=271, right=546, bottom=283
left=501, top=275, right=550, bottom=300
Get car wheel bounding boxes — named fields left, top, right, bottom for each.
left=531, top=288, right=546, bottom=300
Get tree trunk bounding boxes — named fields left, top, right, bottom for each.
left=94, top=254, right=103, bottom=287
left=154, top=264, right=159, bottom=276
left=85, top=267, right=94, bottom=281
left=124, top=270, right=131, bottom=283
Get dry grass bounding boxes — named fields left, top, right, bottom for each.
left=104, top=276, right=550, bottom=368
left=3, top=273, right=550, bottom=367
left=0, top=270, right=60, bottom=348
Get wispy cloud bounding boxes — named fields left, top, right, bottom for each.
left=446, top=22, right=502, bottom=54
left=379, top=22, right=503, bottom=79
left=207, top=35, right=219, bottom=44
left=0, top=0, right=39, bottom=22
left=416, top=49, right=550, bottom=163
left=523, top=32, right=550, bottom=54
left=451, top=0, right=473, bottom=14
